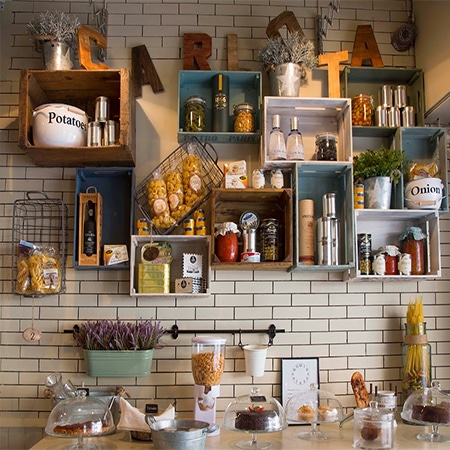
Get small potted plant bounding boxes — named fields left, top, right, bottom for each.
left=353, top=145, right=409, bottom=209
left=27, top=10, right=81, bottom=70
left=73, top=318, right=166, bottom=377
left=258, top=31, right=318, bottom=96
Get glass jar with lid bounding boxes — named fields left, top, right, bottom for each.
left=233, top=103, right=255, bottom=132
left=260, top=218, right=280, bottom=262
left=315, top=132, right=337, bottom=161
left=184, top=96, right=206, bottom=132
left=399, top=227, right=426, bottom=275
left=214, top=222, right=240, bottom=262
left=352, top=94, right=373, bottom=126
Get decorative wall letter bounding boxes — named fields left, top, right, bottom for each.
left=266, top=11, right=305, bottom=38
left=77, top=25, right=109, bottom=70
left=131, top=45, right=164, bottom=98
left=183, top=33, right=212, bottom=70
left=351, top=25, right=384, bottom=67
left=318, top=50, right=348, bottom=98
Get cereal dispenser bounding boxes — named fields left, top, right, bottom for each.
left=191, top=336, right=226, bottom=436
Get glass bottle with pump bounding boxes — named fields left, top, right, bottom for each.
left=286, top=116, right=305, bottom=160
left=83, top=201, right=96, bottom=256
left=268, top=114, right=286, bottom=160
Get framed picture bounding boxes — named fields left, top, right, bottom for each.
left=281, top=357, right=319, bottom=423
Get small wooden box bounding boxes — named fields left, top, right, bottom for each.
left=78, top=189, right=103, bottom=266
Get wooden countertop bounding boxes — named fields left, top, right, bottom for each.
left=29, top=421, right=450, bottom=449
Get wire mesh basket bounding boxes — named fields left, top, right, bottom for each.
left=11, top=191, right=68, bottom=296
left=135, top=137, right=224, bottom=235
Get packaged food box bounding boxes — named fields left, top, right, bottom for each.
left=138, top=263, right=170, bottom=293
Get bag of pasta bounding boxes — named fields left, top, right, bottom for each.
left=146, top=171, right=176, bottom=229
left=182, top=151, right=204, bottom=207
left=165, top=167, right=190, bottom=220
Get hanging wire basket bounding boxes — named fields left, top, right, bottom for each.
left=11, top=191, right=68, bottom=297
left=135, top=137, right=224, bottom=235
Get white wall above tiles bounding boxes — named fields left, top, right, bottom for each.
left=0, top=0, right=449, bottom=426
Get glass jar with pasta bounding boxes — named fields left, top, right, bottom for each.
left=184, top=96, right=206, bottom=132
left=233, top=103, right=255, bottom=132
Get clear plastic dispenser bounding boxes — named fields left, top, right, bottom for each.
left=354, top=401, right=394, bottom=449
left=284, top=383, right=343, bottom=441
left=45, top=389, right=115, bottom=449
left=401, top=381, right=450, bottom=442
left=223, top=387, right=287, bottom=449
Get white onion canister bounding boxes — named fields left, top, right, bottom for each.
left=32, top=103, right=89, bottom=147
left=404, top=177, right=444, bottom=209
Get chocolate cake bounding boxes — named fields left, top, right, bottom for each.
left=235, top=410, right=281, bottom=431
left=412, top=402, right=450, bottom=424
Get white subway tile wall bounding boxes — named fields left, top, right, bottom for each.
left=0, top=0, right=449, bottom=426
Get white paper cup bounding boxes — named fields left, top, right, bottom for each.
left=243, top=345, right=268, bottom=377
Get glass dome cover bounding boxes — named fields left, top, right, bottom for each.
left=45, top=389, right=115, bottom=438
left=401, top=381, right=450, bottom=426
left=222, top=388, right=287, bottom=434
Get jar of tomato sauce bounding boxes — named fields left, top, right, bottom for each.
left=214, top=222, right=240, bottom=262
left=399, top=227, right=426, bottom=275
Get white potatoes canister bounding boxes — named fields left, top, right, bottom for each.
left=32, top=103, right=88, bottom=147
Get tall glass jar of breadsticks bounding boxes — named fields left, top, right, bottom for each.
left=401, top=298, right=431, bottom=401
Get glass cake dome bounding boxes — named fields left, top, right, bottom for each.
left=401, top=381, right=450, bottom=442
left=45, top=389, right=115, bottom=449
left=222, top=388, right=287, bottom=449
left=284, top=383, right=344, bottom=440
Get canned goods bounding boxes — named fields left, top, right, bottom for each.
left=352, top=94, right=373, bottom=126
left=402, top=106, right=415, bottom=127
left=354, top=183, right=364, bottom=209
left=233, top=103, right=255, bottom=132
left=260, top=218, right=279, bottom=262
left=194, top=209, right=205, bottom=220
left=374, top=105, right=388, bottom=127
left=105, top=120, right=117, bottom=145
left=378, top=85, right=393, bottom=108
left=388, top=106, right=401, bottom=127
left=195, top=225, right=207, bottom=235
left=242, top=228, right=257, bottom=252
left=240, top=251, right=260, bottom=263
left=87, top=121, right=102, bottom=146
left=184, top=218, right=195, bottom=235
left=394, top=85, right=407, bottom=108
left=95, top=96, right=109, bottom=122
left=184, top=96, right=206, bottom=132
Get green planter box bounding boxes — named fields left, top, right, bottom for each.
left=83, top=349, right=154, bottom=377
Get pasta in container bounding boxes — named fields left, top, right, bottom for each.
left=135, top=137, right=223, bottom=235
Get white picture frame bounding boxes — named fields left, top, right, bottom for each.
left=281, top=357, right=320, bottom=424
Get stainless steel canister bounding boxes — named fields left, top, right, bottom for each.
left=87, top=121, right=102, bottom=146
left=322, top=192, right=337, bottom=218
left=317, top=216, right=339, bottom=265
left=242, top=228, right=256, bottom=252
left=388, top=106, right=401, bottom=127
left=104, top=120, right=118, bottom=145
left=95, top=96, right=109, bottom=122
left=394, top=85, right=407, bottom=108
left=378, top=85, right=393, bottom=108
left=375, top=105, right=388, bottom=127
left=402, top=106, right=415, bottom=127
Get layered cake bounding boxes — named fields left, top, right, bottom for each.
left=235, top=409, right=281, bottom=431
left=411, top=401, right=450, bottom=424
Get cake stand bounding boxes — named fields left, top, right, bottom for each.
left=45, top=390, right=115, bottom=450
left=223, top=388, right=287, bottom=449
left=401, top=381, right=450, bottom=442
left=284, top=384, right=344, bottom=440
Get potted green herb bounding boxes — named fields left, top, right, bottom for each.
left=353, top=145, right=409, bottom=209
left=258, top=31, right=318, bottom=96
left=73, top=318, right=166, bottom=377
left=27, top=10, right=81, bottom=70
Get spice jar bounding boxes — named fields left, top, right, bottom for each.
left=352, top=94, right=373, bottom=126
left=315, top=132, right=337, bottom=161
left=184, top=96, right=206, bottom=132
left=260, top=218, right=279, bottom=262
left=399, top=227, right=426, bottom=275
left=214, top=222, right=240, bottom=262
left=233, top=103, right=255, bottom=132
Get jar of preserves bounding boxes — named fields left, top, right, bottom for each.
left=315, top=132, right=337, bottom=161
left=260, top=218, right=279, bottom=262
left=352, top=94, right=373, bottom=126
left=214, top=222, right=240, bottom=262
left=399, top=227, right=426, bottom=275
left=184, top=96, right=206, bottom=132
left=384, top=245, right=399, bottom=275
left=233, top=103, right=255, bottom=132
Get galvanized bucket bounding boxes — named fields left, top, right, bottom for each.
left=269, top=62, right=301, bottom=97
left=364, top=176, right=392, bottom=209
left=41, top=41, right=74, bottom=70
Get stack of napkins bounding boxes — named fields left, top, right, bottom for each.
left=117, top=396, right=175, bottom=432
